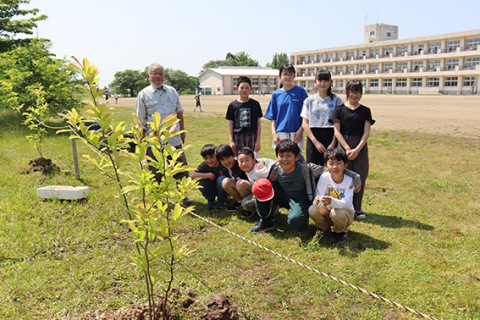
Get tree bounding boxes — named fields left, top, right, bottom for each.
left=232, top=51, right=259, bottom=67
left=164, top=69, right=199, bottom=94
left=200, top=51, right=260, bottom=73
left=0, top=0, right=47, bottom=52
left=0, top=39, right=81, bottom=115
left=110, top=69, right=149, bottom=97
left=266, top=53, right=289, bottom=70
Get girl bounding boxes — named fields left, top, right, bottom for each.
left=332, top=80, right=375, bottom=220
left=264, top=64, right=308, bottom=151
left=301, top=69, right=343, bottom=165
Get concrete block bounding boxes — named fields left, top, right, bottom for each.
left=37, top=185, right=89, bottom=200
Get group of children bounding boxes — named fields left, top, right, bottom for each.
left=191, top=64, right=375, bottom=242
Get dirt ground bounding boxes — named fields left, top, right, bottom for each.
left=116, top=93, right=480, bottom=139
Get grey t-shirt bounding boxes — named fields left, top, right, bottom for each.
left=300, top=94, right=343, bottom=128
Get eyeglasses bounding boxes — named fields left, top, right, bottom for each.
left=281, top=73, right=295, bottom=78
left=150, top=72, right=164, bottom=76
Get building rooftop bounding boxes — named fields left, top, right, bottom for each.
left=201, top=66, right=278, bottom=77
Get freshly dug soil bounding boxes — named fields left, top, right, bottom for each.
left=24, top=157, right=59, bottom=174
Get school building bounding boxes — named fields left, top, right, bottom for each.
left=199, top=66, right=279, bottom=95
left=291, top=24, right=480, bottom=95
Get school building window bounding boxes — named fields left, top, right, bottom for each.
left=360, top=79, right=367, bottom=88
left=427, top=77, right=440, bottom=87
left=337, top=66, right=344, bottom=72
left=252, top=78, right=259, bottom=86
left=269, top=78, right=277, bottom=86
left=347, top=51, right=355, bottom=59
left=387, top=32, right=392, bottom=37
left=466, top=38, right=480, bottom=48
left=397, top=62, right=408, bottom=71
left=359, top=64, right=367, bottom=72
left=465, top=57, right=480, bottom=67
left=463, top=77, right=477, bottom=87
left=446, top=59, right=459, bottom=68
left=360, top=50, right=368, bottom=57
left=384, top=47, right=394, bottom=55
left=444, top=77, right=458, bottom=87
left=411, top=78, right=423, bottom=87
left=383, top=79, right=392, bottom=87
left=428, top=42, right=442, bottom=53
left=412, top=61, right=424, bottom=70
left=261, top=78, right=268, bottom=85
left=327, top=67, right=334, bottom=72
left=327, top=53, right=335, bottom=60
left=396, top=78, right=407, bottom=87
left=317, top=54, right=325, bottom=61
left=370, top=64, right=380, bottom=72
left=347, top=65, right=355, bottom=73
left=397, top=45, right=408, bottom=54
left=370, top=79, right=379, bottom=87
left=370, top=31, right=375, bottom=36
left=427, top=60, right=440, bottom=69
left=383, top=63, right=394, bottom=71
left=412, top=44, right=425, bottom=52
left=370, top=49, right=379, bottom=57
left=233, top=78, right=239, bottom=86
left=336, top=80, right=344, bottom=88
left=446, top=40, right=460, bottom=51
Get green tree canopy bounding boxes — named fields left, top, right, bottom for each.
left=164, top=69, right=198, bottom=95
left=0, top=0, right=47, bottom=52
left=0, top=39, right=81, bottom=114
left=266, top=53, right=289, bottom=70
left=200, top=51, right=260, bottom=73
left=110, top=69, right=149, bottom=97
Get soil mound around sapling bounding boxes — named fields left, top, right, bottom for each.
left=23, top=157, right=59, bottom=174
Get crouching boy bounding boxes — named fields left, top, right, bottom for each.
left=190, top=144, right=228, bottom=209
left=308, top=148, right=354, bottom=242
left=250, top=140, right=361, bottom=233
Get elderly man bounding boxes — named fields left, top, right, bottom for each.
left=136, top=62, right=192, bottom=205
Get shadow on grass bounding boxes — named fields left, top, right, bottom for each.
left=360, top=212, right=434, bottom=230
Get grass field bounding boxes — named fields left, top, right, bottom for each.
left=0, top=94, right=479, bottom=319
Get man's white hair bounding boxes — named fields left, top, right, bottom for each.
left=148, top=63, right=164, bottom=74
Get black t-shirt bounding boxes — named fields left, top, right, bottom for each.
left=226, top=99, right=263, bottom=134
left=196, top=162, right=227, bottom=178
left=332, top=104, right=375, bottom=136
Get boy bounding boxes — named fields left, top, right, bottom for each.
left=237, top=147, right=277, bottom=215
left=308, top=148, right=355, bottom=242
left=226, top=76, right=263, bottom=156
left=250, top=139, right=361, bottom=233
left=215, top=144, right=251, bottom=215
left=191, top=144, right=228, bottom=209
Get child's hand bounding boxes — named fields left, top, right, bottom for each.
left=273, top=133, right=281, bottom=145
left=314, top=195, right=321, bottom=206
left=320, top=196, right=332, bottom=205
left=347, top=148, right=360, bottom=160
left=314, top=140, right=326, bottom=153
left=230, top=142, right=236, bottom=154
left=254, top=141, right=261, bottom=152
left=257, top=162, right=266, bottom=170
left=208, top=173, right=216, bottom=181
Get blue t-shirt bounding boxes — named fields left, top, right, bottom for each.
left=264, top=86, right=308, bottom=133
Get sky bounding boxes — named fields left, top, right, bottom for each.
left=27, top=0, right=480, bottom=87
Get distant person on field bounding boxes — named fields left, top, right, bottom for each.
left=308, top=148, right=355, bottom=242
left=194, top=94, right=203, bottom=112
left=333, top=80, right=375, bottom=220
left=136, top=62, right=192, bottom=205
left=301, top=69, right=343, bottom=165
left=265, top=64, right=308, bottom=151
left=105, top=90, right=110, bottom=105
left=226, top=76, right=263, bottom=157
left=114, top=92, right=119, bottom=104
left=191, top=144, right=228, bottom=209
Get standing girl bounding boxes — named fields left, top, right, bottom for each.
left=332, top=80, right=375, bottom=219
left=264, top=64, right=308, bottom=151
left=301, top=69, right=343, bottom=165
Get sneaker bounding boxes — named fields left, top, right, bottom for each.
left=239, top=210, right=255, bottom=219
left=226, top=202, right=242, bottom=212
left=355, top=210, right=366, bottom=220
left=206, top=199, right=215, bottom=209
left=182, top=197, right=193, bottom=206
left=250, top=220, right=275, bottom=233
left=334, top=232, right=347, bottom=243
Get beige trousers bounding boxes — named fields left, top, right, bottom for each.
left=308, top=204, right=354, bottom=233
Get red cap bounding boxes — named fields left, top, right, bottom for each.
left=252, top=179, right=274, bottom=202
